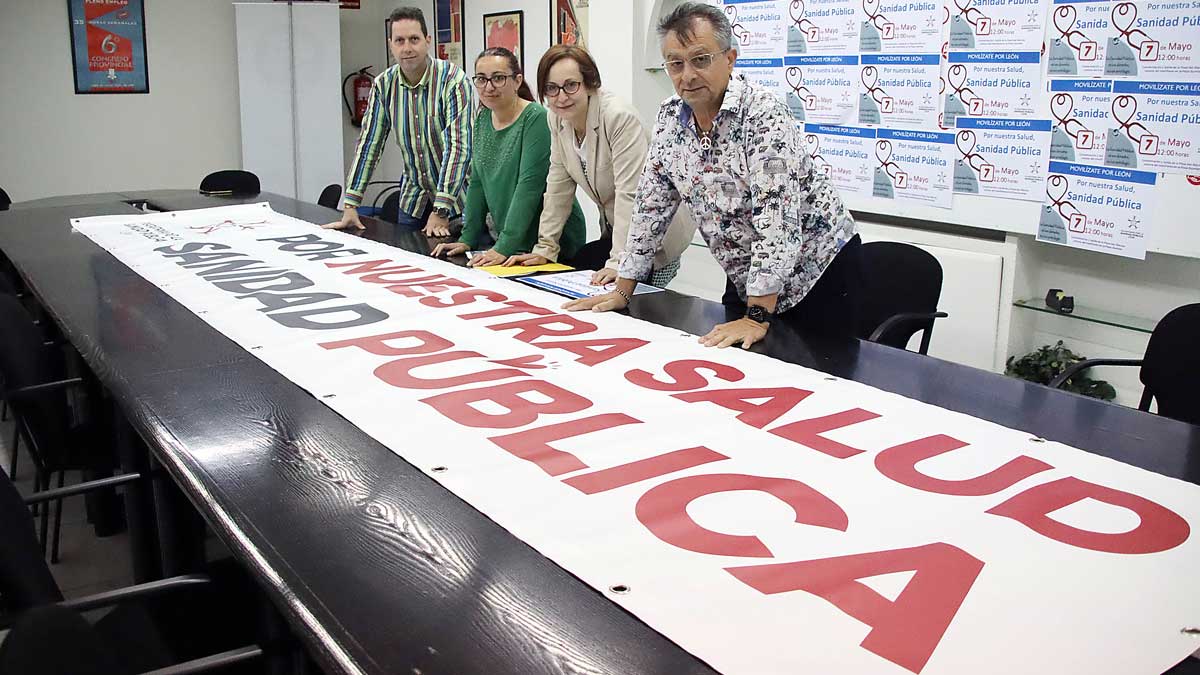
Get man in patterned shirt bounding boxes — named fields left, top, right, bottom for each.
left=565, top=2, right=861, bottom=349
left=324, top=7, right=473, bottom=238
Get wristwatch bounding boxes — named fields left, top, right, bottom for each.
left=746, top=305, right=774, bottom=325
left=433, top=207, right=451, bottom=218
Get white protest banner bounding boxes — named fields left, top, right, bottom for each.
left=948, top=0, right=1049, bottom=51
left=1103, top=0, right=1200, bottom=79
left=1039, top=160, right=1154, bottom=257
left=785, top=0, right=861, bottom=54
left=944, top=51, right=1043, bottom=122
left=953, top=117, right=1052, bottom=200
left=873, top=127, right=956, bottom=207
left=859, top=0, right=945, bottom=53
left=723, top=0, right=789, bottom=58
left=1046, top=0, right=1112, bottom=77
left=783, top=54, right=860, bottom=123
left=73, top=203, right=1200, bottom=675
left=804, top=123, right=878, bottom=196
left=858, top=53, right=943, bottom=128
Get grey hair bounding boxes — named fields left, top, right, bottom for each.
left=656, top=2, right=734, bottom=51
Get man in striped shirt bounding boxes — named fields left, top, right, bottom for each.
left=325, top=7, right=473, bottom=237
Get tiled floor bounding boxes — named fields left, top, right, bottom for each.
left=0, top=411, right=134, bottom=599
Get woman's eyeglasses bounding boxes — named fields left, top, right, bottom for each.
left=543, top=80, right=582, bottom=97
left=473, top=73, right=512, bottom=89
left=662, top=52, right=718, bottom=75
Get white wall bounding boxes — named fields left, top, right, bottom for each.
left=0, top=0, right=242, bottom=202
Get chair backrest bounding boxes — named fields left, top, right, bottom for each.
left=0, top=472, right=64, bottom=613
left=0, top=296, right=70, bottom=463
left=855, top=241, right=944, bottom=349
left=380, top=190, right=401, bottom=225
left=0, top=271, right=17, bottom=297
left=199, top=170, right=260, bottom=195
left=1140, top=303, right=1200, bottom=426
left=317, top=184, right=341, bottom=209
left=0, top=186, right=10, bottom=211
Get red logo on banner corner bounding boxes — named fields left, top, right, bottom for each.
left=1187, top=176, right=1200, bottom=186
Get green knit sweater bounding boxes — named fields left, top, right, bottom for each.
left=460, top=102, right=585, bottom=258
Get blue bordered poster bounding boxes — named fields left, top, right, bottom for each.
left=68, top=0, right=149, bottom=94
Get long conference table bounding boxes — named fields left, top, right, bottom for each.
left=1, top=190, right=1197, bottom=674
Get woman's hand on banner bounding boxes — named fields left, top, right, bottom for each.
left=503, top=253, right=550, bottom=267
left=468, top=249, right=507, bottom=267
left=432, top=241, right=470, bottom=258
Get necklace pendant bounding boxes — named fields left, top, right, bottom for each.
left=700, top=135, right=712, bottom=151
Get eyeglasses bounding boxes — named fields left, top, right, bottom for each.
left=473, top=73, right=513, bottom=89
left=543, top=80, right=582, bottom=97
left=662, top=52, right=719, bottom=75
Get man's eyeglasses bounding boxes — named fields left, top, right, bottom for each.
left=473, top=73, right=512, bottom=89
left=543, top=80, right=582, bottom=97
left=662, top=52, right=719, bottom=75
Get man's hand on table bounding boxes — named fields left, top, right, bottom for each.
left=699, top=318, right=768, bottom=349
left=322, top=207, right=365, bottom=231
left=423, top=212, right=451, bottom=237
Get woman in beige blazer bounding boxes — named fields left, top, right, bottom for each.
left=503, top=45, right=695, bottom=286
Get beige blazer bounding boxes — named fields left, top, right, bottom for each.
left=534, top=89, right=696, bottom=271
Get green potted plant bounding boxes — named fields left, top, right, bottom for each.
left=1005, top=341, right=1117, bottom=401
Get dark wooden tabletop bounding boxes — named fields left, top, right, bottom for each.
left=1, top=190, right=1196, bottom=675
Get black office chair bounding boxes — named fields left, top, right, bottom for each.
left=317, top=184, right=342, bottom=209
left=0, top=472, right=263, bottom=674
left=1050, top=303, right=1200, bottom=426
left=378, top=188, right=402, bottom=225
left=0, top=295, right=116, bottom=563
left=199, top=170, right=260, bottom=196
left=856, top=241, right=949, bottom=355
left=0, top=186, right=10, bottom=211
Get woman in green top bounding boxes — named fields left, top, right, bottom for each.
left=433, top=48, right=585, bottom=267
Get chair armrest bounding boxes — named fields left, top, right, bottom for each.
left=4, top=377, right=84, bottom=400
left=22, top=473, right=142, bottom=506
left=58, top=575, right=210, bottom=614
left=1048, top=358, right=1143, bottom=389
left=868, top=312, right=949, bottom=343
left=141, top=645, right=263, bottom=675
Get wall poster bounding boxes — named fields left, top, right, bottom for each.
left=68, top=0, right=149, bottom=94
left=435, top=0, right=465, bottom=68
left=484, top=10, right=525, bottom=64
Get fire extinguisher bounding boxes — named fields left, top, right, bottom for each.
left=342, top=67, right=374, bottom=127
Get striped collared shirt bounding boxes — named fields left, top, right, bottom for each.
left=344, top=58, right=474, bottom=216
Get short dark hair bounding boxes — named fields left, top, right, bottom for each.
left=657, top=1, right=733, bottom=51
left=536, top=45, right=602, bottom=101
left=388, top=6, right=428, bottom=38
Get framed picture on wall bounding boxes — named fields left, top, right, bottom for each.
left=483, top=10, right=524, bottom=64
left=434, top=0, right=465, bottom=68
left=550, top=0, right=585, bottom=47
left=67, top=0, right=150, bottom=94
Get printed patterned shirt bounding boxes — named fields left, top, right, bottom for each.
left=344, top=59, right=474, bottom=216
left=618, top=74, right=856, bottom=312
